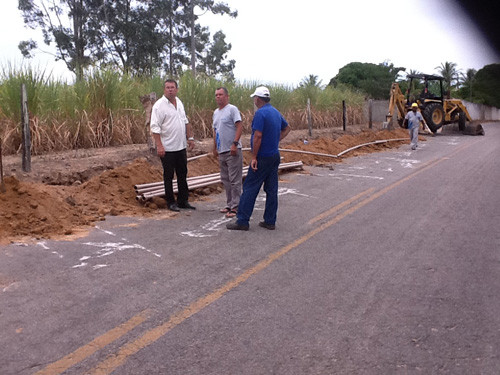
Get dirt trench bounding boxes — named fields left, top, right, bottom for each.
left=0, top=125, right=413, bottom=244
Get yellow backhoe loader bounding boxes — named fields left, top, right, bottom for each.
left=385, top=74, right=479, bottom=134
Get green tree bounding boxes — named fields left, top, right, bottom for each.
left=86, top=1, right=165, bottom=75
left=199, top=31, right=235, bottom=80
left=470, top=64, right=500, bottom=107
left=457, top=68, right=477, bottom=102
left=435, top=61, right=459, bottom=94
left=151, top=0, right=190, bottom=77
left=18, top=0, right=238, bottom=79
left=299, top=74, right=324, bottom=89
left=329, top=62, right=405, bottom=99
left=186, top=0, right=237, bottom=75
left=18, top=0, right=93, bottom=80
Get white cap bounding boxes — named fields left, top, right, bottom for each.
left=250, top=86, right=270, bottom=98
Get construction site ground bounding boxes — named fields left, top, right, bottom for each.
left=0, top=124, right=415, bottom=244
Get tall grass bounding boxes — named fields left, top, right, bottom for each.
left=0, top=64, right=366, bottom=155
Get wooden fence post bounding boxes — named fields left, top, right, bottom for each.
left=368, top=99, right=373, bottom=129
left=139, top=92, right=157, bottom=154
left=307, top=98, right=313, bottom=137
left=342, top=100, right=346, bottom=131
left=21, top=84, right=31, bottom=172
left=0, top=138, right=6, bottom=193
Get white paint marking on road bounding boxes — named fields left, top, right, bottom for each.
left=181, top=217, right=232, bottom=238
left=37, top=241, right=50, bottom=249
left=93, top=264, right=108, bottom=270
left=277, top=187, right=311, bottom=197
left=37, top=241, right=65, bottom=258
left=400, top=159, right=421, bottom=168
left=72, top=241, right=161, bottom=269
left=386, top=168, right=393, bottom=172
left=330, top=173, right=384, bottom=180
left=95, top=226, right=117, bottom=236
left=97, top=250, right=115, bottom=258
left=3, top=282, right=21, bottom=292
left=183, top=187, right=312, bottom=237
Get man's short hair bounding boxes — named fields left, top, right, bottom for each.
left=164, top=79, right=178, bottom=88
left=216, top=87, right=229, bottom=95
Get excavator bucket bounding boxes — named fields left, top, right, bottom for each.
left=462, top=122, right=485, bottom=136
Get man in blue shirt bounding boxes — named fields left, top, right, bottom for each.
left=227, top=86, right=290, bottom=231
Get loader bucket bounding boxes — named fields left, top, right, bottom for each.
left=462, top=123, right=485, bottom=136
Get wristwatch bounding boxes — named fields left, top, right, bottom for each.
left=188, top=137, right=194, bottom=141
left=232, top=141, right=239, bottom=146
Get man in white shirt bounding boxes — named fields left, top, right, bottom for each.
left=150, top=79, right=196, bottom=212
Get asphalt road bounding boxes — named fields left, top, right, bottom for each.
left=1, top=123, right=499, bottom=375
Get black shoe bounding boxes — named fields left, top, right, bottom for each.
left=168, top=203, right=180, bottom=212
left=226, top=222, right=249, bottom=231
left=258, top=221, right=275, bottom=230
left=178, top=202, right=196, bottom=210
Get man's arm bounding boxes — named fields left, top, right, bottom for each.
left=186, top=123, right=195, bottom=151
left=280, top=125, right=291, bottom=141
left=212, top=129, right=218, bottom=157
left=230, top=121, right=243, bottom=155
left=250, top=130, right=262, bottom=171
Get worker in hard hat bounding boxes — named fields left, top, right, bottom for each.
left=404, top=103, right=425, bottom=150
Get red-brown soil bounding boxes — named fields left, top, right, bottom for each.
left=0, top=126, right=414, bottom=244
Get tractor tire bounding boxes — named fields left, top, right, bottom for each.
left=423, top=103, right=444, bottom=133
left=458, top=111, right=466, bottom=131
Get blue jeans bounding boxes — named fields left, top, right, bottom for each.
left=237, top=153, right=280, bottom=226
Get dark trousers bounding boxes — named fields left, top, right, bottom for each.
left=160, top=149, right=189, bottom=205
left=236, top=153, right=281, bottom=226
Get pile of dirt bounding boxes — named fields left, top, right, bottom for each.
left=281, top=128, right=410, bottom=165
left=0, top=127, right=415, bottom=244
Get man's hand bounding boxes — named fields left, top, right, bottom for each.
left=230, top=144, right=237, bottom=156
left=251, top=158, right=258, bottom=171
left=156, top=144, right=165, bottom=158
left=152, top=133, right=164, bottom=157
left=187, top=139, right=195, bottom=151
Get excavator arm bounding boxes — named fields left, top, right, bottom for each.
left=385, top=83, right=407, bottom=127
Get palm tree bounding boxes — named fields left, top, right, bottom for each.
left=436, top=62, right=459, bottom=94
left=460, top=68, right=477, bottom=102
left=299, top=74, right=324, bottom=89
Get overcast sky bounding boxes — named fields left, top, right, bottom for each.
left=1, top=0, right=498, bottom=86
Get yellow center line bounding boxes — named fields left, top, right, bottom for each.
left=89, top=156, right=451, bottom=375
left=35, top=309, right=152, bottom=375
left=308, top=188, right=375, bottom=225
